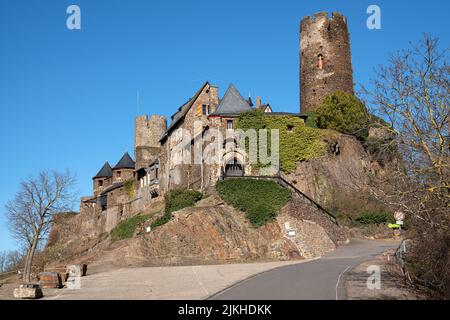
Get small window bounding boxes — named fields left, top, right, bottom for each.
left=227, top=120, right=233, bottom=130
left=98, top=180, right=103, bottom=187
left=317, top=54, right=324, bottom=70
left=287, top=125, right=294, bottom=132
left=202, top=104, right=210, bottom=115
left=117, top=171, right=121, bottom=178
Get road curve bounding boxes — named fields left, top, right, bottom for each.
left=210, top=239, right=399, bottom=300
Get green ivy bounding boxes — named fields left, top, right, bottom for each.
left=304, top=111, right=319, bottom=128
left=216, top=179, right=292, bottom=227
left=123, top=179, right=135, bottom=198
left=237, top=109, right=329, bottom=172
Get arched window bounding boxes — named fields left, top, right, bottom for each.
left=317, top=54, right=324, bottom=70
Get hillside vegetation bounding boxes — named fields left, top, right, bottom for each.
left=237, top=109, right=334, bottom=172
left=216, top=178, right=291, bottom=227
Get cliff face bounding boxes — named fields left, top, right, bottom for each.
left=282, top=133, right=385, bottom=209
left=46, top=194, right=344, bottom=269
left=46, top=133, right=386, bottom=269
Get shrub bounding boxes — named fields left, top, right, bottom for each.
left=110, top=214, right=150, bottom=242
left=216, top=179, right=292, bottom=227
left=164, top=189, right=203, bottom=214
left=237, top=109, right=330, bottom=172
left=316, top=91, right=369, bottom=140
left=355, top=211, right=395, bottom=225
left=304, top=111, right=319, bottom=128
left=151, top=212, right=172, bottom=229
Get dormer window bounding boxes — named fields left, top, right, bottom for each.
left=317, top=54, right=324, bottom=70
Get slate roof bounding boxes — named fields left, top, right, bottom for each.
left=93, top=162, right=113, bottom=179
left=113, top=152, right=135, bottom=170
left=210, top=84, right=252, bottom=116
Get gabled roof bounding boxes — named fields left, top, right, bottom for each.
left=210, top=84, right=252, bottom=116
left=113, top=152, right=135, bottom=170
left=93, top=162, right=113, bottom=179
left=160, top=82, right=210, bottom=142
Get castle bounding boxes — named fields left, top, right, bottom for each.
left=79, top=12, right=354, bottom=235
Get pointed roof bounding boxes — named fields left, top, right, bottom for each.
left=113, top=152, right=135, bottom=170
left=211, top=84, right=252, bottom=115
left=160, top=82, right=210, bottom=142
left=93, top=162, right=113, bottom=179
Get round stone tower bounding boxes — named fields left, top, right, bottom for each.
left=300, top=12, right=354, bottom=113
left=134, top=115, right=167, bottom=169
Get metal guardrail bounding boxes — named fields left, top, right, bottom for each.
left=222, top=174, right=338, bottom=225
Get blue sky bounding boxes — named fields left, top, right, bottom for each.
left=0, top=0, right=448, bottom=251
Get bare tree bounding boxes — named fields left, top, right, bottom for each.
left=5, top=170, right=77, bottom=283
left=362, top=34, right=449, bottom=297
left=364, top=34, right=449, bottom=197
left=0, top=250, right=24, bottom=274
left=0, top=251, right=7, bottom=273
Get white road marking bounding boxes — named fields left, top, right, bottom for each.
left=335, top=265, right=351, bottom=300
left=192, top=266, right=209, bottom=296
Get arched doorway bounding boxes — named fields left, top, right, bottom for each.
left=225, top=158, right=244, bottom=177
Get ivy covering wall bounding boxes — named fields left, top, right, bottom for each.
left=236, top=109, right=333, bottom=172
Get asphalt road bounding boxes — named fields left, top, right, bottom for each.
left=210, top=239, right=399, bottom=300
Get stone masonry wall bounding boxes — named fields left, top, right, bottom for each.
left=300, top=12, right=354, bottom=113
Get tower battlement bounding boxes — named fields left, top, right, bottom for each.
left=300, top=12, right=347, bottom=33
left=134, top=114, right=167, bottom=169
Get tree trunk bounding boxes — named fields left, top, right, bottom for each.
left=22, top=235, right=39, bottom=283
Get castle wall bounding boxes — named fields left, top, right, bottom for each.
left=300, top=12, right=354, bottom=113
left=159, top=83, right=219, bottom=194
left=93, top=177, right=112, bottom=196
left=112, top=168, right=134, bottom=184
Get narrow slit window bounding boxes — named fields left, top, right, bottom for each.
left=317, top=54, right=324, bottom=70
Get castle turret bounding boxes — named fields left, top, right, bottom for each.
left=134, top=115, right=167, bottom=169
left=112, top=152, right=135, bottom=183
left=93, top=162, right=113, bottom=196
left=300, top=12, right=354, bottom=113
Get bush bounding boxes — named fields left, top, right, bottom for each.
left=355, top=211, right=395, bottom=225
left=164, top=189, right=203, bottom=214
left=316, top=91, right=369, bottom=140
left=304, top=111, right=319, bottom=128
left=216, top=179, right=292, bottom=227
left=151, top=212, right=172, bottom=229
left=237, top=109, right=330, bottom=172
left=110, top=214, right=150, bottom=242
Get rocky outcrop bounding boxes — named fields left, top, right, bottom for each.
left=52, top=194, right=344, bottom=269
left=282, top=134, right=385, bottom=208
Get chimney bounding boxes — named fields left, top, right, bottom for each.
left=256, top=96, right=261, bottom=109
